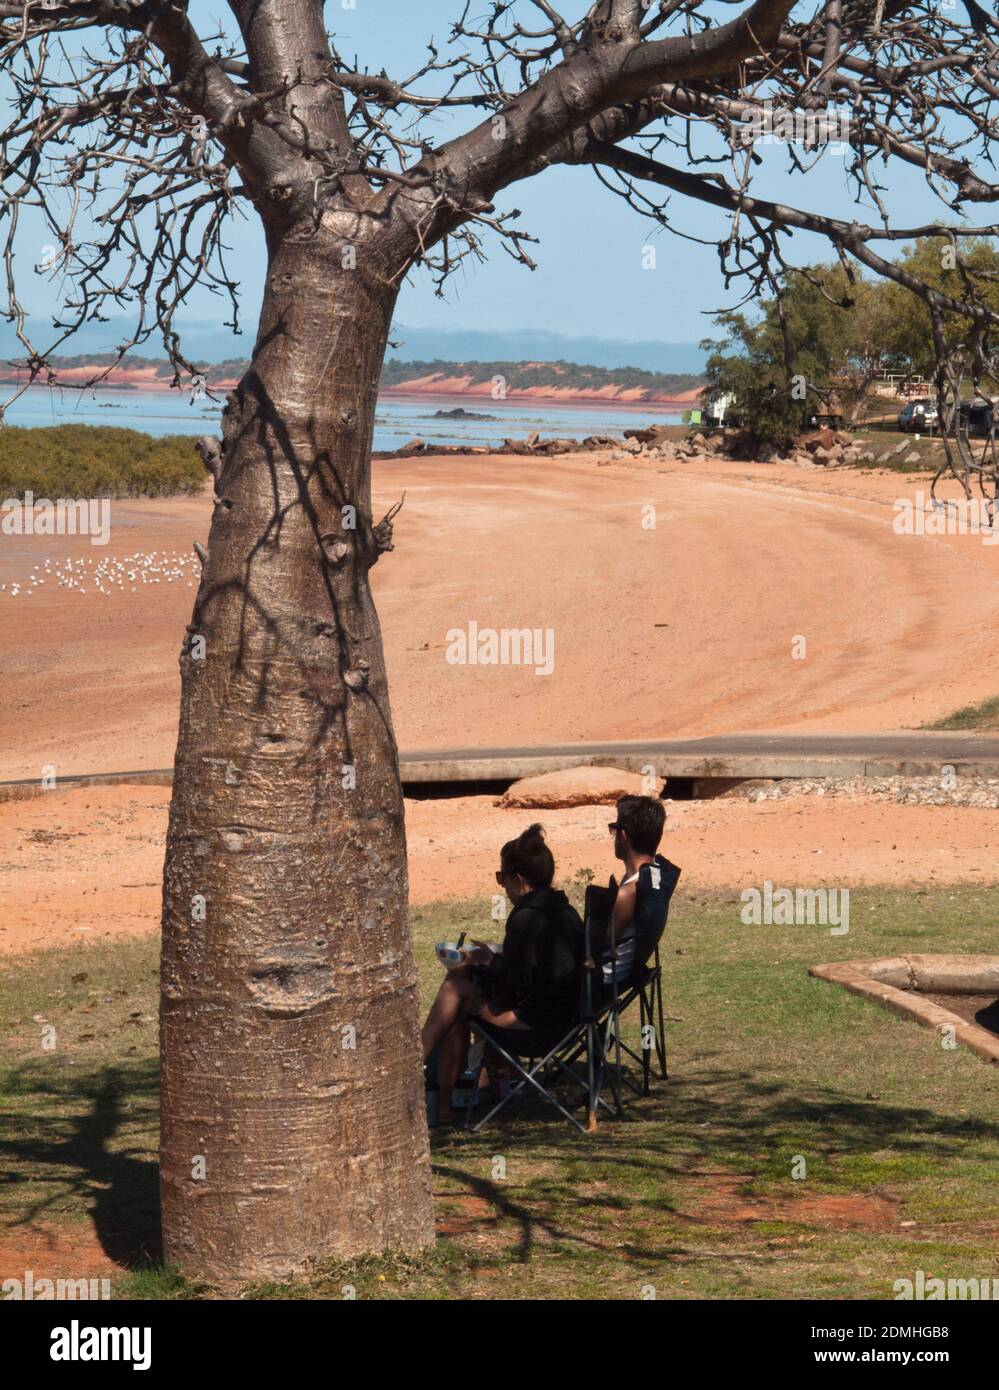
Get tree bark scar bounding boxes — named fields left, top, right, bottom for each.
left=246, top=959, right=337, bottom=1016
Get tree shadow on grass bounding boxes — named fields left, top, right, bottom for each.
left=0, top=1059, right=161, bottom=1268
left=4, top=1057, right=997, bottom=1284
left=431, top=1066, right=999, bottom=1267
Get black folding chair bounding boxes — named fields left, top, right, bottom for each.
left=596, top=855, right=681, bottom=1110
left=462, top=908, right=597, bottom=1134
left=464, top=854, right=680, bottom=1133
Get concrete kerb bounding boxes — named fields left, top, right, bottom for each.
left=4, top=741, right=999, bottom=805
left=809, top=954, right=999, bottom=1065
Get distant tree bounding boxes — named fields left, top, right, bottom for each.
left=879, top=237, right=999, bottom=384
left=704, top=263, right=914, bottom=446
left=378, top=357, right=704, bottom=395
left=701, top=314, right=811, bottom=453
left=778, top=269, right=910, bottom=421
left=0, top=425, right=203, bottom=497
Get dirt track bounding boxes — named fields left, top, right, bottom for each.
left=2, top=451, right=998, bottom=783
left=1, top=781, right=996, bottom=956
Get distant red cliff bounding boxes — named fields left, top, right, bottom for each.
left=0, top=360, right=241, bottom=393
left=380, top=376, right=703, bottom=408
left=0, top=355, right=706, bottom=408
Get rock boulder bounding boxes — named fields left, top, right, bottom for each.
left=498, top=764, right=651, bottom=809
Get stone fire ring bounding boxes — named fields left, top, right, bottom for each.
left=809, top=955, right=999, bottom=1065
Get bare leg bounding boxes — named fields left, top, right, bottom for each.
left=435, top=1002, right=526, bottom=1123
left=421, top=972, right=475, bottom=1062
left=436, top=1018, right=470, bottom=1122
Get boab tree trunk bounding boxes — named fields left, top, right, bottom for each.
left=159, top=217, right=433, bottom=1286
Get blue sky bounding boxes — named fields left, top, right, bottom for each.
left=4, top=2, right=979, bottom=365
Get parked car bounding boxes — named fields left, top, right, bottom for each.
left=898, top=401, right=939, bottom=432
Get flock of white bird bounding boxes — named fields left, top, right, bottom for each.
left=1, top=549, right=200, bottom=598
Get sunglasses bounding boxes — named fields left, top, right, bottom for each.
left=607, top=822, right=621, bottom=833
left=495, top=869, right=506, bottom=884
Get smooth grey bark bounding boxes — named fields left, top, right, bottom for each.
left=159, top=218, right=433, bottom=1285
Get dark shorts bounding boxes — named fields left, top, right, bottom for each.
left=474, top=1015, right=572, bottom=1058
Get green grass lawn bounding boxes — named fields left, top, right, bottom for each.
left=2, top=886, right=998, bottom=1300
left=849, top=427, right=944, bottom=472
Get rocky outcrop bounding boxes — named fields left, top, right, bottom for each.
left=498, top=765, right=650, bottom=809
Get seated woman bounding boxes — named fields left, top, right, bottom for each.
left=420, top=823, right=583, bottom=1125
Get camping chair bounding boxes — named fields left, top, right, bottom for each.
left=557, top=855, right=680, bottom=1118
left=464, top=854, right=680, bottom=1133
left=462, top=901, right=603, bottom=1134
left=597, top=855, right=681, bottom=1108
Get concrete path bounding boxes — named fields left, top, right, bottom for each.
left=2, top=732, right=998, bottom=801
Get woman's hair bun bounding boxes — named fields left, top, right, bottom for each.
left=500, top=822, right=555, bottom=888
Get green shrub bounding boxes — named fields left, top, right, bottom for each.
left=701, top=351, right=811, bottom=454
left=0, top=425, right=204, bottom=499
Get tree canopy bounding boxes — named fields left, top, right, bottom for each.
left=5, top=2, right=999, bottom=393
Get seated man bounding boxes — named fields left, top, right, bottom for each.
left=420, top=823, right=583, bottom=1125
left=603, top=794, right=667, bottom=986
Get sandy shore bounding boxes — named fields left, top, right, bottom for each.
left=3, top=447, right=998, bottom=955
left=2, top=450, right=998, bottom=782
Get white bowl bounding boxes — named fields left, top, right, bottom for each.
left=435, top=941, right=465, bottom=968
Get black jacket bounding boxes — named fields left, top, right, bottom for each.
left=487, top=888, right=583, bottom=1029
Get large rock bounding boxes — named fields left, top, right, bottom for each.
left=498, top=764, right=650, bottom=809
left=813, top=443, right=844, bottom=464
left=501, top=436, right=538, bottom=454
left=803, top=427, right=836, bottom=452
left=623, top=424, right=675, bottom=445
